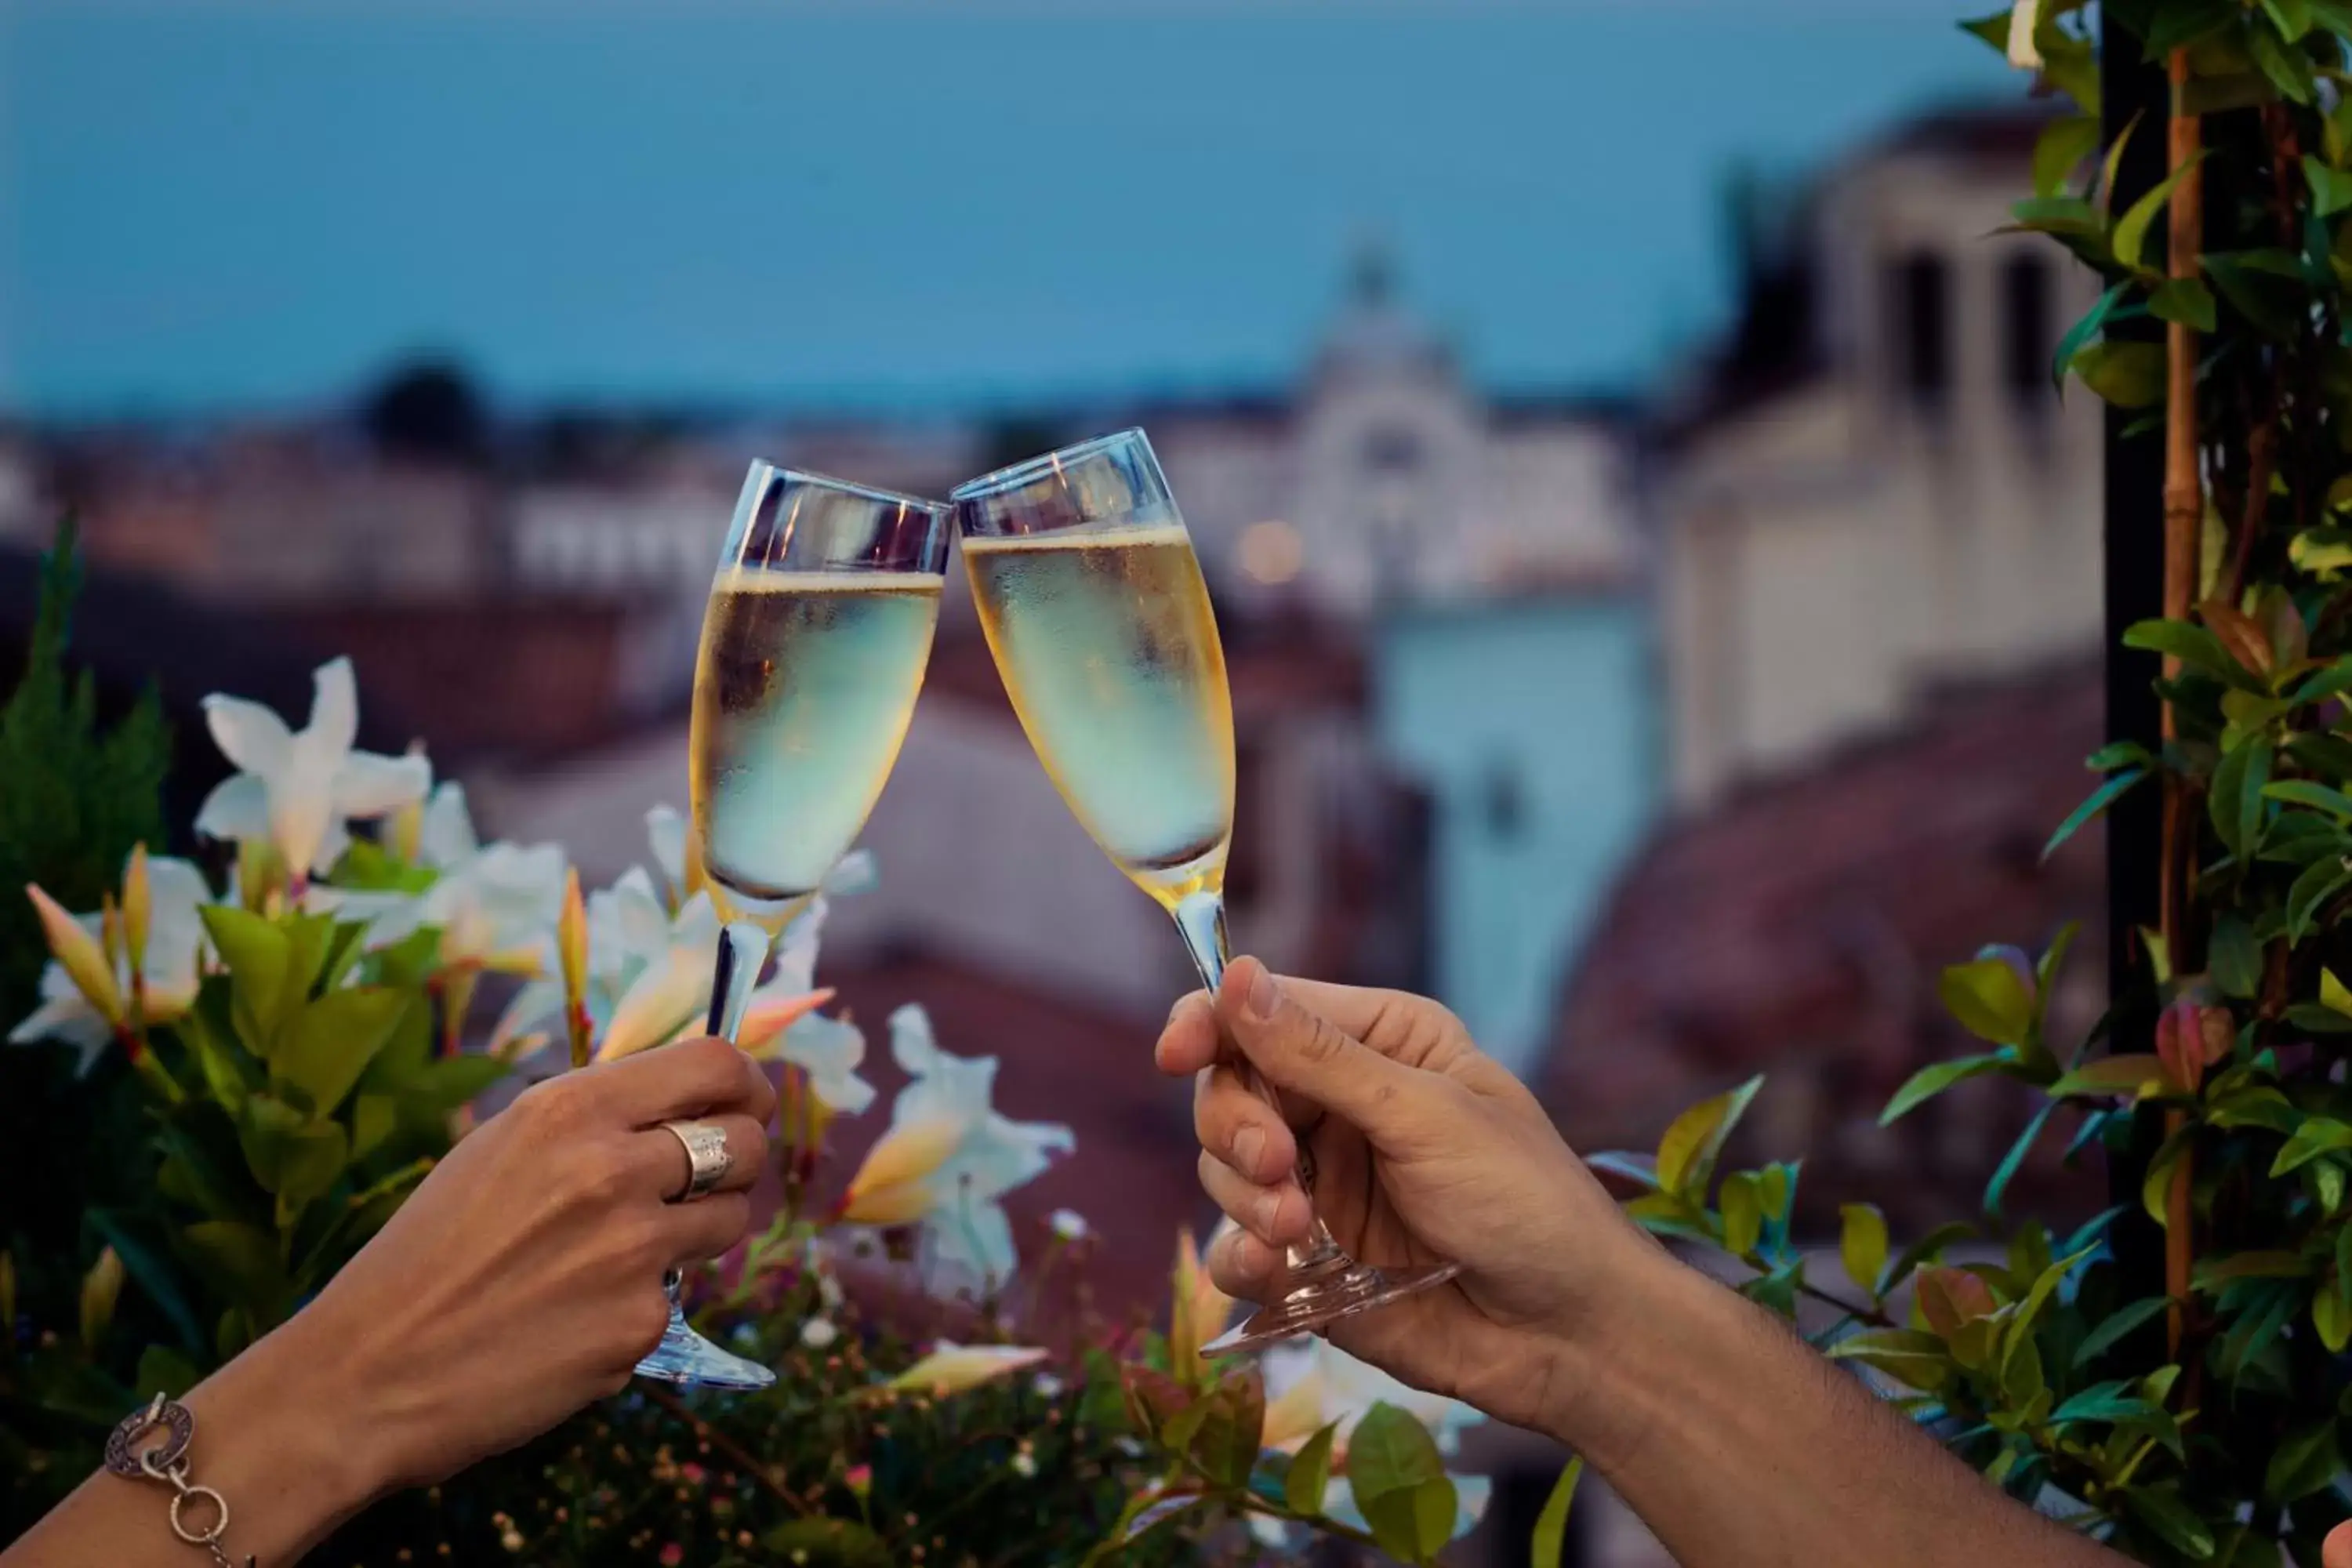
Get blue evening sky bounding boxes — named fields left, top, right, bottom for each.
left=0, top=0, right=2013, bottom=419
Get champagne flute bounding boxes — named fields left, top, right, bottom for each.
left=951, top=427, right=1457, bottom=1354
left=639, top=460, right=951, bottom=1388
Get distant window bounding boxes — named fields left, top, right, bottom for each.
left=1362, top=426, right=1424, bottom=473
left=1889, top=251, right=1951, bottom=407
left=2002, top=254, right=2052, bottom=403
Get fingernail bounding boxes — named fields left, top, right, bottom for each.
left=1256, top=1186, right=1286, bottom=1234
left=1233, top=1124, right=1265, bottom=1174
left=1244, top=964, right=1281, bottom=1022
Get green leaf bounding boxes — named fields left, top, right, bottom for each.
left=2265, top=780, right=2352, bottom=818
left=2143, top=0, right=2238, bottom=54
left=2193, top=1250, right=2310, bottom=1289
left=350, top=1092, right=398, bottom=1162
left=1584, top=1151, right=1661, bottom=1191
left=2209, top=913, right=2263, bottom=998
left=1824, top=1328, right=1953, bottom=1392
left=1719, top=1171, right=1763, bottom=1258
left=275, top=986, right=409, bottom=1117
left=2265, top=1418, right=2343, bottom=1504
left=2210, top=738, right=2274, bottom=857
left=2209, top=1085, right=2300, bottom=1131
left=1189, top=1370, right=1265, bottom=1490
left=201, top=906, right=291, bottom=1054
left=1881, top=1052, right=2012, bottom=1125
left=2072, top=340, right=2166, bottom=408
left=2046, top=1054, right=2169, bottom=1098
left=2053, top=283, right=2130, bottom=391
left=2253, top=24, right=2318, bottom=102
left=2049, top=1380, right=2161, bottom=1425
left=2287, top=853, right=2352, bottom=939
left=1940, top=956, right=2036, bottom=1047
left=2286, top=1001, right=2352, bottom=1033
left=2271, top=1117, right=2352, bottom=1175
left=2147, top=277, right=2217, bottom=330
left=2315, top=1276, right=2352, bottom=1352
left=1998, top=1323, right=2046, bottom=1410
left=2045, top=769, right=2150, bottom=858
left=2123, top=618, right=2268, bottom=689
left=2267, top=0, right=2314, bottom=38
left=2115, top=151, right=2209, bottom=270
left=1740, top=1261, right=1803, bottom=1319
left=1284, top=1422, right=1338, bottom=1515
left=2072, top=1297, right=2174, bottom=1369
left=1347, top=1401, right=1444, bottom=1497
left=273, top=1120, right=349, bottom=1222
left=1985, top=1103, right=2056, bottom=1221
left=86, top=1210, right=204, bottom=1356
left=2033, top=114, right=2102, bottom=199
left=1654, top=1074, right=1762, bottom=1198
left=2143, top=1125, right=2195, bottom=1226
left=2123, top=1484, right=2216, bottom=1560
left=1839, top=1203, right=1888, bottom=1297
left=1360, top=1472, right=1458, bottom=1566
left=1530, top=1456, right=1584, bottom=1568
left=1877, top=1221, right=1977, bottom=1298
left=2312, top=154, right=2352, bottom=217
left=2207, top=251, right=2305, bottom=339
left=2292, top=657, right=2352, bottom=706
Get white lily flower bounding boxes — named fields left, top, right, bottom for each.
left=1261, top=1336, right=1486, bottom=1457
left=2006, top=0, right=2042, bottom=70
left=597, top=884, right=721, bottom=1061
left=886, top=1341, right=1050, bottom=1396
left=855, top=1004, right=1073, bottom=1295
left=1257, top=1338, right=1489, bottom=1544
left=323, top=784, right=568, bottom=980
left=10, top=857, right=215, bottom=1073
left=194, top=657, right=430, bottom=879
left=737, top=881, right=871, bottom=1112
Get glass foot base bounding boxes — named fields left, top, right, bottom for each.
left=1204, top=1256, right=1461, bottom=1356
left=635, top=1304, right=776, bottom=1390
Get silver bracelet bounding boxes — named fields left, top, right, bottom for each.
left=107, top=1393, right=257, bottom=1568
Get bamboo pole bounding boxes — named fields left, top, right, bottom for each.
left=2159, top=45, right=2200, bottom=1360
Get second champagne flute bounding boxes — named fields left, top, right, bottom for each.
left=951, top=426, right=1457, bottom=1353
left=639, top=460, right=950, bottom=1389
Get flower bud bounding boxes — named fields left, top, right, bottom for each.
left=27, top=885, right=125, bottom=1027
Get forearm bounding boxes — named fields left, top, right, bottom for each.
left=5, top=1315, right=387, bottom=1568
left=1544, top=1248, right=2123, bottom=1568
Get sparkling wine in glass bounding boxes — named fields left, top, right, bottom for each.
left=953, top=427, right=1457, bottom=1353
left=640, top=461, right=949, bottom=1389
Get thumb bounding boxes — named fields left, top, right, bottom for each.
left=1214, top=956, right=1419, bottom=1137
left=2328, top=1523, right=2352, bottom=1568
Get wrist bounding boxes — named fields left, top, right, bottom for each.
left=179, top=1309, right=399, bottom=1555
left=1527, top=1229, right=1712, bottom=1460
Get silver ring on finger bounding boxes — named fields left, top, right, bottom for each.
left=659, top=1118, right=731, bottom=1203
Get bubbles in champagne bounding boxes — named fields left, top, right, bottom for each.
left=963, top=525, right=1235, bottom=906
left=690, top=569, right=942, bottom=923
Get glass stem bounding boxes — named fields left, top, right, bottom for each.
left=1170, top=891, right=1346, bottom=1273
left=662, top=918, right=773, bottom=1308
left=706, top=920, right=772, bottom=1043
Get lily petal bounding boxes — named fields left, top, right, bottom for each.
left=843, top=1116, right=962, bottom=1210
left=418, top=782, right=478, bottom=868
left=194, top=774, right=270, bottom=844
left=332, top=748, right=432, bottom=818
left=646, top=804, right=688, bottom=906
left=200, top=694, right=293, bottom=779
left=738, top=989, right=836, bottom=1056
left=27, top=885, right=124, bottom=1025
left=887, top=1343, right=1049, bottom=1396
left=2006, top=0, right=2042, bottom=70
left=308, top=656, right=361, bottom=757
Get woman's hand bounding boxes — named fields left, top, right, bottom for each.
left=304, top=1034, right=775, bottom=1493
left=1156, top=956, right=1662, bottom=1436
left=5, top=1036, right=775, bottom=1568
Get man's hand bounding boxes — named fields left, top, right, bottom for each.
left=1156, top=956, right=1663, bottom=1436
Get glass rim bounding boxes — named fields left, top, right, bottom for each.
left=748, top=458, right=952, bottom=519
left=948, top=426, right=1150, bottom=503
